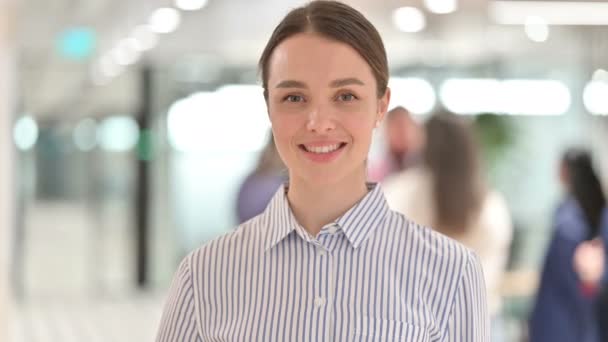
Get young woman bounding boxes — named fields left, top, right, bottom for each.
left=156, top=1, right=488, bottom=341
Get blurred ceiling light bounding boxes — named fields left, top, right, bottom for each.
left=440, top=78, right=570, bottom=115
left=490, top=1, right=608, bottom=25
left=167, top=93, right=214, bottom=152
left=149, top=7, right=181, bottom=34
left=112, top=39, right=141, bottom=66
left=125, top=37, right=142, bottom=53
left=440, top=79, right=501, bottom=114
left=97, top=116, right=140, bottom=152
left=388, top=77, right=436, bottom=114
left=501, top=80, right=570, bottom=115
left=168, top=86, right=271, bottom=153
left=215, top=85, right=270, bottom=151
left=131, top=25, right=158, bottom=51
left=583, top=81, right=608, bottom=115
left=393, top=7, right=426, bottom=33
left=175, top=0, right=208, bottom=11
left=423, top=0, right=457, bottom=14
left=73, top=118, right=98, bottom=151
left=13, top=116, right=39, bottom=151
left=524, top=16, right=549, bottom=42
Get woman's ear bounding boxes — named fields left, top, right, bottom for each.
left=377, top=86, right=391, bottom=123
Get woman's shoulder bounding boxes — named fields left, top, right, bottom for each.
left=188, top=215, right=267, bottom=264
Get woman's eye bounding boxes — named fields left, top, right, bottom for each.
left=284, top=95, right=304, bottom=103
left=338, top=93, right=356, bottom=102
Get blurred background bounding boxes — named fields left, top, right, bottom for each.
left=1, top=0, right=607, bottom=341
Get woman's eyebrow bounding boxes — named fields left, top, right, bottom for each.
left=330, top=78, right=365, bottom=87
left=275, top=80, right=308, bottom=89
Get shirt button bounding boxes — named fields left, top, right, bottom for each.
left=328, top=225, right=339, bottom=234
left=319, top=250, right=326, bottom=256
left=314, top=297, right=325, bottom=308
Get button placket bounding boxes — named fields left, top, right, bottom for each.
left=315, top=237, right=337, bottom=340
left=315, top=244, right=328, bottom=310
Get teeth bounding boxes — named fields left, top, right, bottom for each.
left=305, top=144, right=341, bottom=154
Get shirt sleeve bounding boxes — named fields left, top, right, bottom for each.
left=156, top=254, right=202, bottom=342
left=443, top=251, right=490, bottom=342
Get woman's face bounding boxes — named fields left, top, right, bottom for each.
left=266, top=33, right=390, bottom=186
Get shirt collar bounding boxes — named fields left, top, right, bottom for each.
left=335, top=183, right=390, bottom=248
left=262, top=184, right=299, bottom=251
left=262, top=182, right=390, bottom=251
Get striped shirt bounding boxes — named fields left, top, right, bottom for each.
left=156, top=183, right=489, bottom=341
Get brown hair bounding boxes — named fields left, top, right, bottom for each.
left=561, top=148, right=606, bottom=239
left=258, top=0, right=388, bottom=100
left=424, top=112, right=486, bottom=237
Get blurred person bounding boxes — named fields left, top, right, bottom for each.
left=383, top=111, right=513, bottom=342
left=236, top=133, right=286, bottom=223
left=156, top=1, right=488, bottom=341
left=368, top=106, right=424, bottom=182
left=529, top=148, right=608, bottom=342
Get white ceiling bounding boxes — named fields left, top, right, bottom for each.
left=16, top=0, right=608, bottom=119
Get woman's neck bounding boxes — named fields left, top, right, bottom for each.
left=286, top=172, right=369, bottom=237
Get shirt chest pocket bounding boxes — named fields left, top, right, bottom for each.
left=353, top=316, right=429, bottom=342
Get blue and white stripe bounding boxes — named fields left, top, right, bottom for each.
left=156, top=183, right=489, bottom=341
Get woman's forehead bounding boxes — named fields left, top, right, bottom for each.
left=267, top=33, right=375, bottom=88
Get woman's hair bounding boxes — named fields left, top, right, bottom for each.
left=424, top=112, right=486, bottom=237
left=258, top=0, right=388, bottom=100
left=562, top=148, right=607, bottom=239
